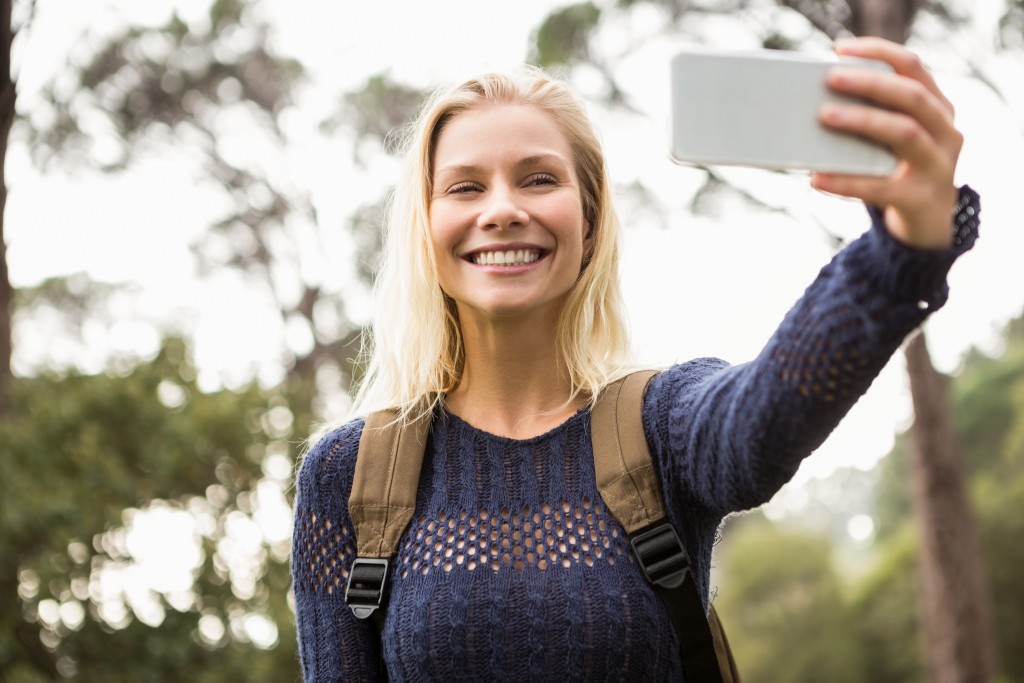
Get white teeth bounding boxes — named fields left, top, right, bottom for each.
left=472, top=249, right=540, bottom=266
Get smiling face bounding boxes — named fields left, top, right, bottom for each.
left=429, top=104, right=591, bottom=326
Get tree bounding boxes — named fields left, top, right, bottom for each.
left=948, top=316, right=1024, bottom=681
left=903, top=330, right=997, bottom=683
left=869, top=313, right=1024, bottom=682
left=850, top=6, right=997, bottom=680
left=23, top=0, right=367, bottom=391
left=1, top=0, right=433, bottom=676
left=0, top=332, right=314, bottom=679
left=0, top=0, right=19, bottom=416
left=1, top=0, right=339, bottom=676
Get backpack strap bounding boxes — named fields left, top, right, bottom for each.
left=710, top=605, right=742, bottom=682
left=591, top=370, right=664, bottom=533
left=593, top=370, right=733, bottom=683
left=345, top=407, right=431, bottom=619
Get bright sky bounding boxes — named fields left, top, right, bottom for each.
left=8, top=0, right=1024, bottom=499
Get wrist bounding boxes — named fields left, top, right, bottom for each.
left=883, top=186, right=958, bottom=250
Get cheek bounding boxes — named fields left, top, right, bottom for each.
left=427, top=220, right=453, bottom=271
left=428, top=203, right=464, bottom=251
left=427, top=213, right=461, bottom=293
left=544, top=200, right=588, bottom=248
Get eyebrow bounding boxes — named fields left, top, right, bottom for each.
left=434, top=153, right=572, bottom=180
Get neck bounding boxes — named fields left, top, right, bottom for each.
left=445, top=311, right=584, bottom=439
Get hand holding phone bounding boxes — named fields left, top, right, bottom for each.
left=811, top=37, right=963, bottom=249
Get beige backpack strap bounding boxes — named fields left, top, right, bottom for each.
left=593, top=369, right=735, bottom=683
left=591, top=369, right=663, bottom=533
left=346, top=407, right=431, bottom=620
left=349, top=408, right=432, bottom=558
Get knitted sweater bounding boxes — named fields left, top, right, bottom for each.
left=291, top=188, right=979, bottom=682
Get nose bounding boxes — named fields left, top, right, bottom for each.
left=476, top=185, right=529, bottom=230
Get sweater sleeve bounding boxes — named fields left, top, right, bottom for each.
left=642, top=185, right=980, bottom=517
left=291, top=419, right=383, bottom=683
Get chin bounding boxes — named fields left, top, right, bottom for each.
left=479, top=298, right=566, bottom=323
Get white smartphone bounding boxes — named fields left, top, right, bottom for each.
left=669, top=49, right=898, bottom=176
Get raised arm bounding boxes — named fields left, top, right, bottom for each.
left=643, top=187, right=978, bottom=517
left=643, top=38, right=978, bottom=517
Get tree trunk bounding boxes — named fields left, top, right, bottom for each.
left=849, top=0, right=916, bottom=44
left=851, top=0, right=999, bottom=680
left=904, top=333, right=998, bottom=683
left=0, top=0, right=14, bottom=417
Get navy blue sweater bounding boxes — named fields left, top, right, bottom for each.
left=291, top=188, right=979, bottom=681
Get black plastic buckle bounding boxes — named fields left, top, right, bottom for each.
left=345, top=557, right=389, bottom=620
left=631, top=523, right=689, bottom=589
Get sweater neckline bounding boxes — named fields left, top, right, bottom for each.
left=439, top=402, right=591, bottom=446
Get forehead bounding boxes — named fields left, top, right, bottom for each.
left=432, top=104, right=574, bottom=172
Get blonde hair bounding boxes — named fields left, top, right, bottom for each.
left=347, top=68, right=633, bottom=423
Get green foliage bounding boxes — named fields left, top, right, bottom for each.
left=529, top=2, right=602, bottom=68
left=30, top=3, right=303, bottom=170
left=874, top=318, right=1024, bottom=543
left=336, top=74, right=426, bottom=150
left=872, top=434, right=912, bottom=541
left=975, top=461, right=1024, bottom=680
left=954, top=317, right=1024, bottom=480
left=13, top=273, right=122, bottom=349
left=715, top=515, right=865, bottom=683
left=0, top=337, right=312, bottom=680
left=847, top=529, right=925, bottom=683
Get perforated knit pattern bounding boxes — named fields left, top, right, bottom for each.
left=397, top=499, right=632, bottom=577
left=953, top=190, right=979, bottom=247
left=293, top=511, right=355, bottom=595
left=292, top=187, right=979, bottom=682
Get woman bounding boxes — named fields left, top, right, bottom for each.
left=291, top=37, right=978, bottom=681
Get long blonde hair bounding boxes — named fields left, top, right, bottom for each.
left=347, top=68, right=633, bottom=423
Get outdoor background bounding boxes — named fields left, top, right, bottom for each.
left=2, top=0, right=1023, bottom=681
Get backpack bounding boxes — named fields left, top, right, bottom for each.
left=344, top=370, right=740, bottom=683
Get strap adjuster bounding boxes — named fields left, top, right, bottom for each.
left=631, top=523, right=689, bottom=589
left=345, top=557, right=389, bottom=619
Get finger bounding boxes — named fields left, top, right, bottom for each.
left=810, top=172, right=897, bottom=207
left=819, top=102, right=950, bottom=171
left=826, top=68, right=960, bottom=151
left=834, top=37, right=954, bottom=116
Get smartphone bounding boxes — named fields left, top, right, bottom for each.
left=669, top=49, right=898, bottom=175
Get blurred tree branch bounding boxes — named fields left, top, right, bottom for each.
left=0, top=0, right=16, bottom=417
